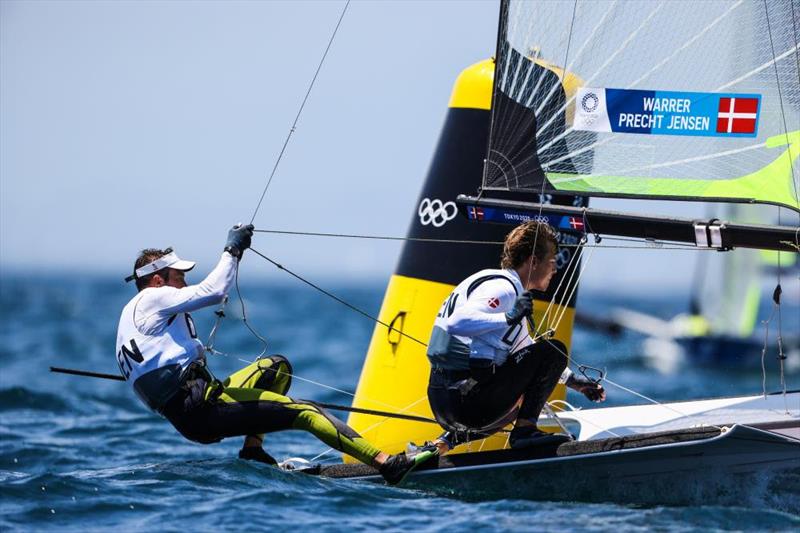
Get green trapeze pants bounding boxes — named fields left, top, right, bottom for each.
left=161, top=355, right=381, bottom=465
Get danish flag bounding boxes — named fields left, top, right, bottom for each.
left=716, top=97, right=759, bottom=134
left=568, top=217, right=585, bottom=230
left=467, top=206, right=485, bottom=220
left=487, top=297, right=500, bottom=309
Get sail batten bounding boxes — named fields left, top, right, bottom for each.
left=484, top=0, right=800, bottom=213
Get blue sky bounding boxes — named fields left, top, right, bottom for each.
left=2, top=0, right=787, bottom=296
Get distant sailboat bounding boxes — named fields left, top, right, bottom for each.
left=612, top=202, right=800, bottom=372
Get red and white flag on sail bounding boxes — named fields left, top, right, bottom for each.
left=716, top=97, right=759, bottom=134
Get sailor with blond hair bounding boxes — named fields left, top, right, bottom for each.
left=424, top=220, right=606, bottom=453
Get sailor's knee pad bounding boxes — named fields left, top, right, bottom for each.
left=258, top=354, right=292, bottom=373
left=254, top=354, right=293, bottom=392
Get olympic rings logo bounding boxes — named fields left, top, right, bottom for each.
left=581, top=92, right=599, bottom=113
left=418, top=198, right=458, bottom=227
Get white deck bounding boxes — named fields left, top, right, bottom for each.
left=540, top=391, right=800, bottom=441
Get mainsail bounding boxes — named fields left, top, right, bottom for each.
left=483, top=0, right=800, bottom=212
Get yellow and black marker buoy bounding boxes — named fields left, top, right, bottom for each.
left=346, top=57, right=588, bottom=459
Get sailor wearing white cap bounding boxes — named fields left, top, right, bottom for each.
left=115, top=223, right=434, bottom=484
left=116, top=224, right=255, bottom=410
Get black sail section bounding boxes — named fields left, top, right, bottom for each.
left=396, top=105, right=587, bottom=305
left=485, top=40, right=595, bottom=191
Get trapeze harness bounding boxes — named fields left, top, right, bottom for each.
left=115, top=251, right=381, bottom=465
left=426, top=268, right=571, bottom=441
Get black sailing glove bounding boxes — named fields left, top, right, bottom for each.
left=225, top=223, right=255, bottom=258
left=566, top=374, right=606, bottom=402
left=505, top=291, right=534, bottom=325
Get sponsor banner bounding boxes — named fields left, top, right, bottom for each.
left=464, top=205, right=585, bottom=233
left=574, top=88, right=761, bottom=138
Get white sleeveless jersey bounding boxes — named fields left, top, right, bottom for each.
left=115, top=252, right=237, bottom=410
left=428, top=268, right=533, bottom=368
left=116, top=296, right=204, bottom=384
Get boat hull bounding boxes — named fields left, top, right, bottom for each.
left=318, top=425, right=800, bottom=509
left=405, top=425, right=799, bottom=507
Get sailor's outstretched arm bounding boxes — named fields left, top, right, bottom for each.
left=151, top=251, right=239, bottom=315
left=134, top=225, right=255, bottom=333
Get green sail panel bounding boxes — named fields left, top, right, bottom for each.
left=483, top=0, right=800, bottom=213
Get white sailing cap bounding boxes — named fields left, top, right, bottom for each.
left=125, top=249, right=196, bottom=283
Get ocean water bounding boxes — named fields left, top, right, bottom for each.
left=1, top=273, right=798, bottom=532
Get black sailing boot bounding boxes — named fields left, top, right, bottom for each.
left=378, top=449, right=438, bottom=485
left=509, top=425, right=570, bottom=449
left=238, top=446, right=278, bottom=466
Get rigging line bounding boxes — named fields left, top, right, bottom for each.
left=253, top=229, right=505, bottom=245
left=763, top=0, right=800, bottom=213
left=521, top=1, right=579, bottom=292
left=529, top=238, right=585, bottom=344
left=308, top=395, right=430, bottom=463
left=550, top=240, right=598, bottom=335
left=548, top=239, right=592, bottom=330
left=49, top=363, right=434, bottom=424
left=529, top=238, right=596, bottom=346
left=220, top=354, right=358, bottom=400
left=219, top=353, right=428, bottom=415
left=534, top=242, right=582, bottom=337
left=791, top=0, right=800, bottom=83
left=764, top=0, right=797, bottom=413
left=542, top=338, right=725, bottom=432
left=257, top=227, right=720, bottom=251
left=760, top=303, right=778, bottom=399
left=534, top=209, right=608, bottom=340
left=233, top=265, right=270, bottom=360
left=249, top=0, right=351, bottom=225
left=481, top=0, right=509, bottom=186
left=221, top=267, right=431, bottom=414
left=249, top=247, right=429, bottom=347
left=558, top=0, right=578, bottom=84
left=600, top=375, right=721, bottom=432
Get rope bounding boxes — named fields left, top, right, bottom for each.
left=248, top=247, right=429, bottom=347
left=253, top=227, right=719, bottom=251
left=535, top=238, right=589, bottom=341
left=254, top=228, right=504, bottom=245
left=249, top=0, right=351, bottom=224
left=550, top=242, right=599, bottom=335
left=760, top=303, right=777, bottom=399
left=233, top=265, right=270, bottom=359
left=208, top=352, right=427, bottom=416
left=542, top=338, right=725, bottom=432
left=308, top=395, right=430, bottom=463
left=762, top=0, right=800, bottom=213
left=762, top=0, right=797, bottom=413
